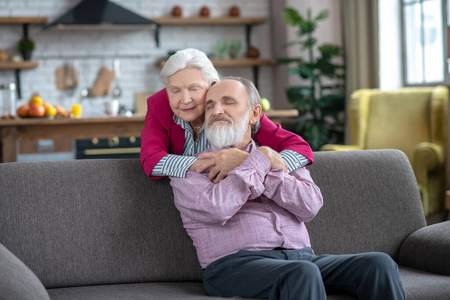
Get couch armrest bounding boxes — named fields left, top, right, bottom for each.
left=0, top=243, right=50, bottom=300
left=398, top=221, right=450, bottom=276
left=319, top=144, right=363, bottom=151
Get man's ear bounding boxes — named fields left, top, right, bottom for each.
left=249, top=105, right=262, bottom=125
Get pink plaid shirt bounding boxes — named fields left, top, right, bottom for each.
left=170, top=141, right=323, bottom=268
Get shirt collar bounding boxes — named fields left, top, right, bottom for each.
left=173, top=114, right=204, bottom=133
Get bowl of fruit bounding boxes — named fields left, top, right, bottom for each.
left=16, top=94, right=70, bottom=118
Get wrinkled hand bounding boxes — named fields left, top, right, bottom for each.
left=189, top=157, right=215, bottom=173
left=257, top=146, right=288, bottom=173
left=197, top=148, right=250, bottom=183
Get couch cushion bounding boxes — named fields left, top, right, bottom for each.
left=46, top=267, right=450, bottom=300
left=400, top=267, right=450, bottom=300
left=47, top=281, right=354, bottom=300
left=47, top=282, right=251, bottom=300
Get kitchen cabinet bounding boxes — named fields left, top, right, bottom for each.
left=0, top=17, right=47, bottom=98
left=153, top=17, right=275, bottom=88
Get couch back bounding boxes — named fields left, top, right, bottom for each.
left=0, top=149, right=426, bottom=289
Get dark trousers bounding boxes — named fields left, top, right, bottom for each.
left=203, top=247, right=405, bottom=300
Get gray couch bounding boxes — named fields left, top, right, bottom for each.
left=0, top=149, right=449, bottom=300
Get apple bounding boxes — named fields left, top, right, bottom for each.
left=261, top=98, right=271, bottom=111
left=28, top=104, right=46, bottom=117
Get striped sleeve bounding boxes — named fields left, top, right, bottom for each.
left=280, top=150, right=311, bottom=173
left=151, top=154, right=198, bottom=178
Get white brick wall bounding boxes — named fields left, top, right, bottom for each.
left=0, top=0, right=273, bottom=116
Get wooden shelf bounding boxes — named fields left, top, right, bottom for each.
left=0, top=16, right=47, bottom=99
left=160, top=58, right=276, bottom=68
left=0, top=17, right=47, bottom=24
left=153, top=17, right=268, bottom=25
left=0, top=61, right=38, bottom=70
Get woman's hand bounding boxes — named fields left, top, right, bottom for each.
left=189, top=158, right=215, bottom=173
left=197, top=148, right=250, bottom=183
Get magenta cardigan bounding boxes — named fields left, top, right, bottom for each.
left=140, top=88, right=314, bottom=179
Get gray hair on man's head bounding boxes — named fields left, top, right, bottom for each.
left=222, top=76, right=261, bottom=136
left=161, top=48, right=220, bottom=86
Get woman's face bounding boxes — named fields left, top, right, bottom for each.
left=166, top=68, right=209, bottom=124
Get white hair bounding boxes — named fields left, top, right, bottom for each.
left=161, top=48, right=220, bottom=86
left=222, top=76, right=261, bottom=136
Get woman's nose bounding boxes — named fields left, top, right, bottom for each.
left=180, top=90, right=192, bottom=104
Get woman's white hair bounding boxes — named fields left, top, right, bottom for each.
left=161, top=48, right=220, bottom=86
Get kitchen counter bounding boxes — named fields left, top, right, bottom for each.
left=0, top=109, right=298, bottom=163
left=0, top=116, right=145, bottom=163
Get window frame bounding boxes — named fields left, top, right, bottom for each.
left=400, top=0, right=448, bottom=87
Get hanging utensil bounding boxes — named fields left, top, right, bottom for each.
left=112, top=58, right=122, bottom=98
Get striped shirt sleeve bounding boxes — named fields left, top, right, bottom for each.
left=280, top=150, right=311, bottom=173
left=151, top=154, right=198, bottom=178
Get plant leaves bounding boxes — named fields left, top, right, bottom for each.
left=302, top=37, right=317, bottom=49
left=288, top=66, right=316, bottom=80
left=277, top=57, right=304, bottom=64
left=307, top=123, right=329, bottom=151
left=300, top=21, right=316, bottom=35
left=318, top=93, right=346, bottom=111
left=319, top=44, right=342, bottom=58
left=282, top=8, right=303, bottom=26
left=315, top=10, right=329, bottom=21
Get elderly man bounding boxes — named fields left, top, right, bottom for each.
left=170, top=77, right=405, bottom=300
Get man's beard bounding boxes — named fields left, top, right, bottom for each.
left=205, top=112, right=249, bottom=149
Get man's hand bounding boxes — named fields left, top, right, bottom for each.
left=197, top=148, right=250, bottom=183
left=257, top=146, right=288, bottom=173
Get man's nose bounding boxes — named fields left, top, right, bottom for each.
left=211, top=103, right=224, bottom=115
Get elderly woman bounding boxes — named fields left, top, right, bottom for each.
left=140, top=48, right=313, bottom=183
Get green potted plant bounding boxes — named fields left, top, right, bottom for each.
left=279, top=7, right=345, bottom=150
left=17, top=37, right=35, bottom=61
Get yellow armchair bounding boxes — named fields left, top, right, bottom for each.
left=321, top=86, right=448, bottom=217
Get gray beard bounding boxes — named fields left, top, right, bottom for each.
left=205, top=113, right=249, bottom=149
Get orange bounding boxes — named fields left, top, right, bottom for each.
left=29, top=95, right=43, bottom=106
left=45, top=105, right=57, bottom=116
left=17, top=104, right=30, bottom=117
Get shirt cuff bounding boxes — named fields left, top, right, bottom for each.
left=151, top=154, right=198, bottom=178
left=241, top=149, right=271, bottom=174
left=280, top=150, right=311, bottom=173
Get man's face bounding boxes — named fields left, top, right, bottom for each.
left=204, top=80, right=257, bottom=149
